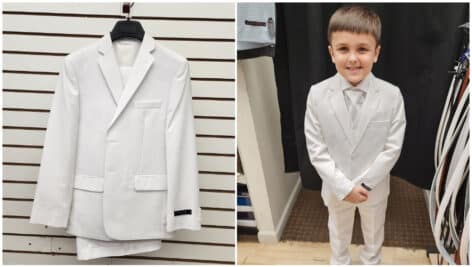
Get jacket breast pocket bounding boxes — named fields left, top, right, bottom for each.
left=134, top=100, right=161, bottom=109
left=364, top=120, right=390, bottom=149
left=134, top=174, right=167, bottom=191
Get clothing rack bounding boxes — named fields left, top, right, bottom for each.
left=430, top=23, right=469, bottom=265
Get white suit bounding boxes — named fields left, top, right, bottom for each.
left=30, top=33, right=201, bottom=259
left=304, top=73, right=406, bottom=264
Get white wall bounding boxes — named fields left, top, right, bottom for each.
left=2, top=2, right=235, bottom=264
left=237, top=56, right=300, bottom=243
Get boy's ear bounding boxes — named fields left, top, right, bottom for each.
left=374, top=45, right=381, bottom=63
left=328, top=45, right=335, bottom=63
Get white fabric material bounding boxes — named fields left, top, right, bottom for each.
left=30, top=33, right=201, bottom=259
left=327, top=197, right=388, bottom=265
left=76, top=237, right=161, bottom=261
left=304, top=72, right=406, bottom=264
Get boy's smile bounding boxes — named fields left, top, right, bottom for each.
left=328, top=31, right=380, bottom=87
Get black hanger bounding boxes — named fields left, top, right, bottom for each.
left=110, top=2, right=145, bottom=42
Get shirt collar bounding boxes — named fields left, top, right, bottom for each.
left=338, top=72, right=372, bottom=93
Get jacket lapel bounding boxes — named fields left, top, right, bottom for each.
left=107, top=33, right=155, bottom=130
left=352, top=74, right=381, bottom=151
left=329, top=75, right=355, bottom=146
left=98, top=35, right=124, bottom=105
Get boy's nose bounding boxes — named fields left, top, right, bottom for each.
left=348, top=53, right=358, bottom=62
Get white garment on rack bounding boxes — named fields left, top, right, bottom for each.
left=76, top=42, right=163, bottom=261
left=30, top=34, right=201, bottom=260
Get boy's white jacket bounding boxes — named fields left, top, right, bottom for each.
left=30, top=33, right=201, bottom=241
left=305, top=73, right=406, bottom=205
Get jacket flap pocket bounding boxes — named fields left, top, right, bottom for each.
left=74, top=175, right=104, bottom=192
left=134, top=100, right=162, bottom=109
left=134, top=174, right=167, bottom=191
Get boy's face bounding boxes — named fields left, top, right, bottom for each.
left=328, top=31, right=380, bottom=87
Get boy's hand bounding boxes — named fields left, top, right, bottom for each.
left=343, top=185, right=369, bottom=203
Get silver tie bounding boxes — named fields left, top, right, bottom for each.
left=345, top=89, right=365, bottom=129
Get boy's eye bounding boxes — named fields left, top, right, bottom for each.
left=358, top=47, right=369, bottom=52
left=337, top=47, right=348, bottom=51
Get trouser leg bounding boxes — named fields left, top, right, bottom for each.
left=327, top=201, right=356, bottom=265
left=358, top=197, right=388, bottom=265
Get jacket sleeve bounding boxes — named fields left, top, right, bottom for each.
left=165, top=61, right=201, bottom=232
left=358, top=88, right=406, bottom=189
left=30, top=58, right=80, bottom=227
left=304, top=89, right=355, bottom=201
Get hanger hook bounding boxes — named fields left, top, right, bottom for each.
left=123, top=2, right=134, bottom=21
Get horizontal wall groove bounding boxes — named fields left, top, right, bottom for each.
left=191, top=77, right=234, bottom=82
left=201, top=224, right=234, bottom=229
left=3, top=215, right=30, bottom=219
left=3, top=31, right=235, bottom=42
left=198, top=171, right=234, bottom=175
left=194, top=115, right=234, bottom=120
left=3, top=162, right=40, bottom=166
left=3, top=50, right=234, bottom=62
left=197, top=153, right=235, bottom=157
left=2, top=250, right=234, bottom=264
left=195, top=134, right=234, bottom=139
left=3, top=126, right=47, bottom=130
left=198, top=189, right=235, bottom=193
left=3, top=70, right=235, bottom=81
left=191, top=97, right=235, bottom=101
left=3, top=198, right=34, bottom=201
left=162, top=240, right=234, bottom=247
left=4, top=70, right=58, bottom=75
left=3, top=233, right=75, bottom=239
left=3, top=11, right=235, bottom=22
left=3, top=89, right=54, bottom=94
left=3, top=250, right=75, bottom=256
left=3, top=144, right=43, bottom=149
left=2, top=180, right=37, bottom=184
left=3, top=89, right=235, bottom=101
left=3, top=108, right=49, bottom=113
left=200, top=207, right=234, bottom=212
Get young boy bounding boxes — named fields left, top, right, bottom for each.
left=304, top=5, right=406, bottom=264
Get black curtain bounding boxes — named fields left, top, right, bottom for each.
left=273, top=3, right=469, bottom=190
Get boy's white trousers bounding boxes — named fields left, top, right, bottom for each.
left=326, top=196, right=388, bottom=265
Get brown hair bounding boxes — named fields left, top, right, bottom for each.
left=327, top=5, right=381, bottom=46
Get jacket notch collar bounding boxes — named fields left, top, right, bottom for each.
left=98, top=34, right=124, bottom=105
left=107, top=33, right=156, bottom=130
left=329, top=76, right=355, bottom=146
left=352, top=74, right=381, bottom=150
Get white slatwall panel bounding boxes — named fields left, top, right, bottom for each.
left=3, top=2, right=235, bottom=265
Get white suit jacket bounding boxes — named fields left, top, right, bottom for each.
left=304, top=73, right=406, bottom=206
left=30, top=33, right=201, bottom=241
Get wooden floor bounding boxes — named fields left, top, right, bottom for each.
left=238, top=240, right=431, bottom=265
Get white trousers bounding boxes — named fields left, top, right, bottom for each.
left=76, top=237, right=161, bottom=260
left=326, top=197, right=388, bottom=265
